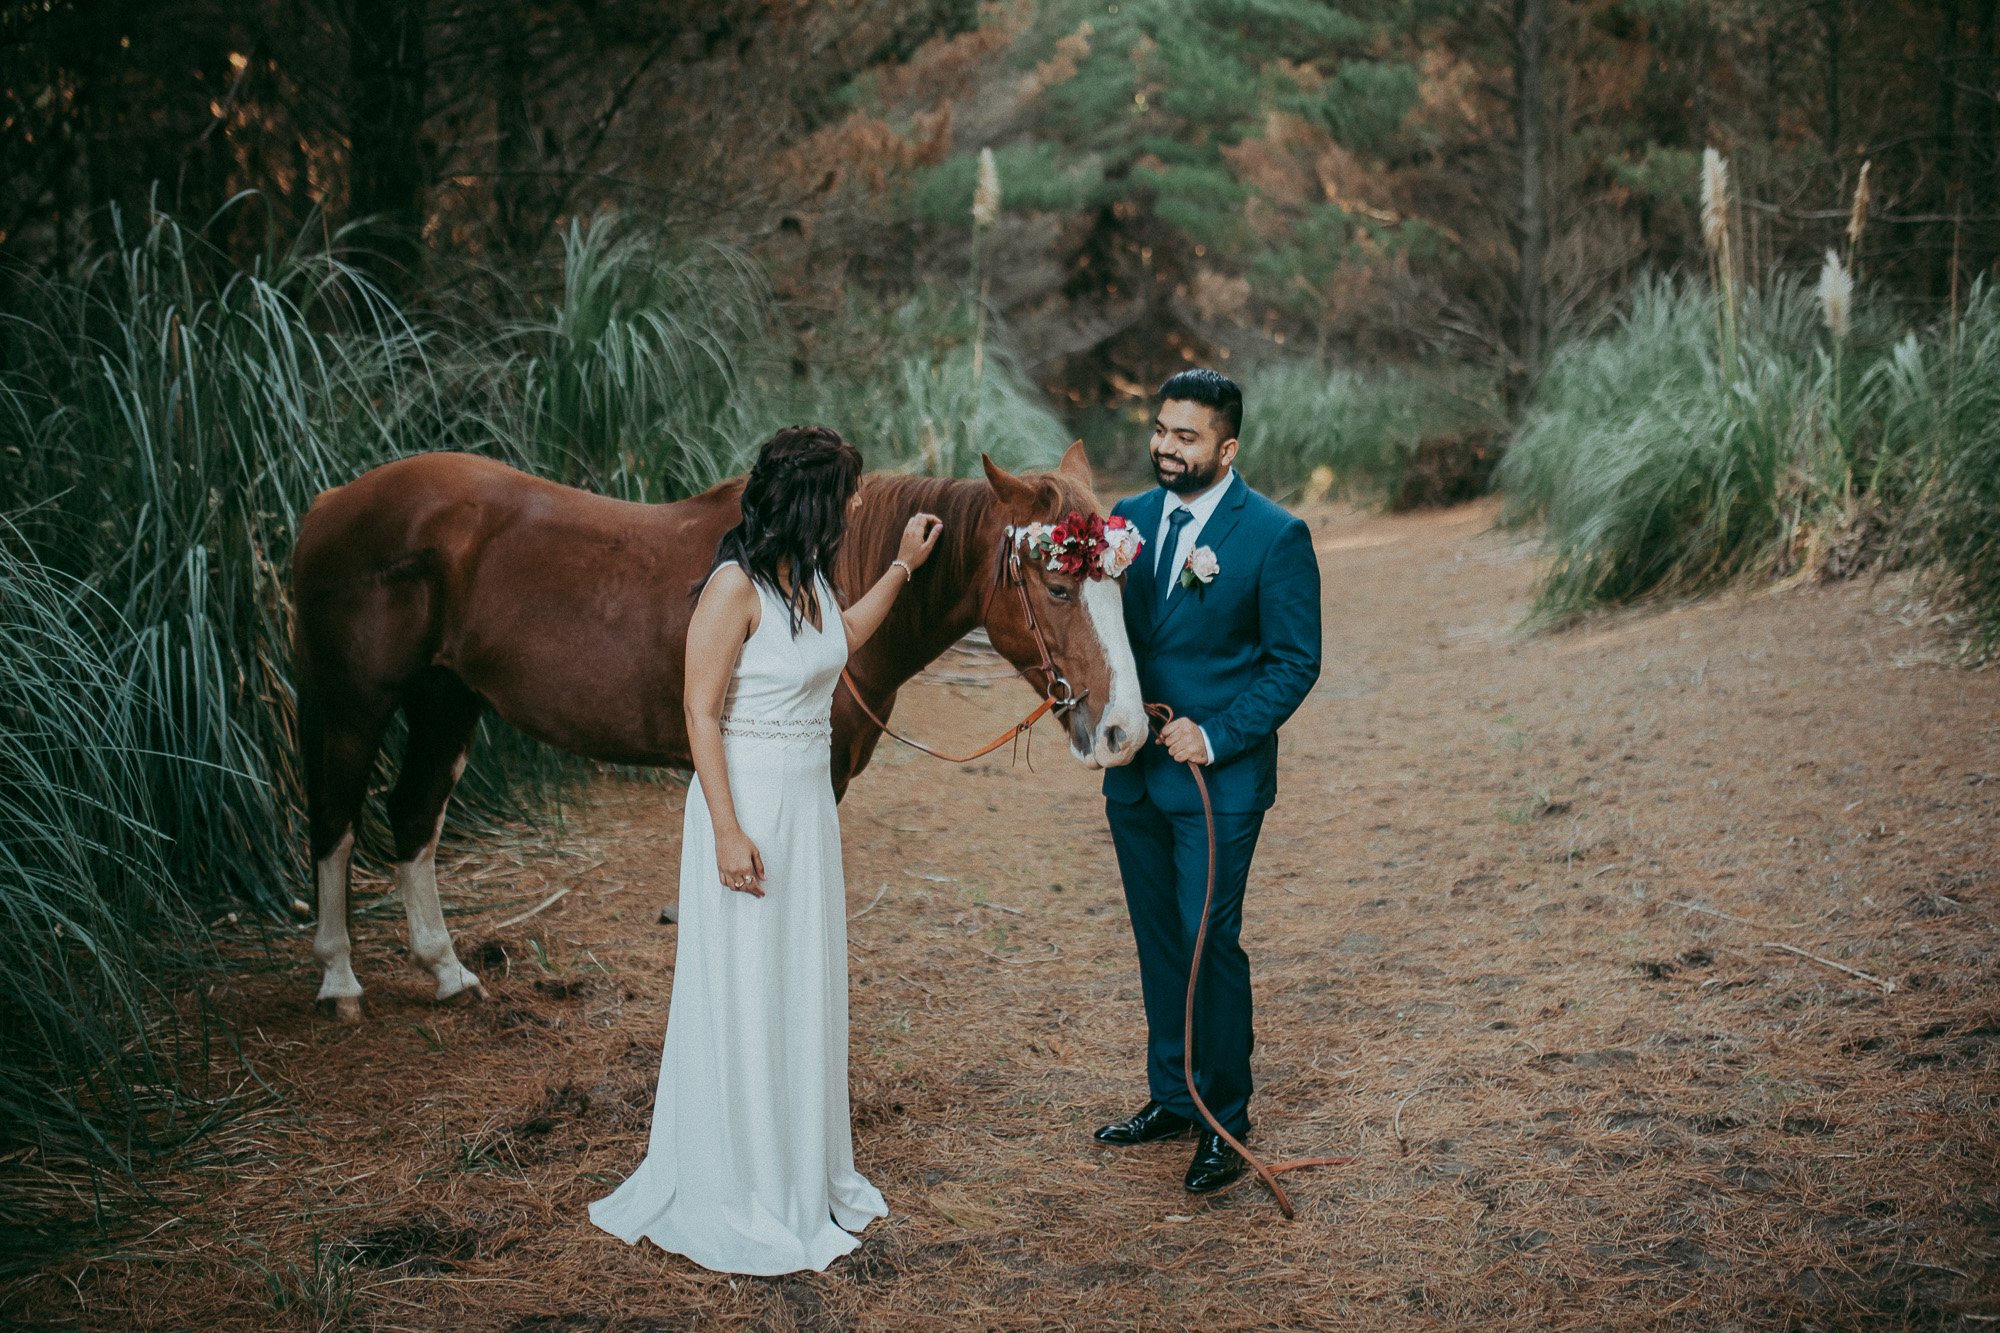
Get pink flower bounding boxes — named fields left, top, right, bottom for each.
left=1099, top=516, right=1144, bottom=578
left=1179, top=545, right=1219, bottom=589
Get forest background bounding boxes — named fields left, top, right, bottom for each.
left=5, top=0, right=2000, bottom=1224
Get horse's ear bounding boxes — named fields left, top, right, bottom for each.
left=1057, top=440, right=1093, bottom=489
left=981, top=453, right=1040, bottom=518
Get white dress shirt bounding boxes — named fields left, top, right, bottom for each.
left=1154, top=466, right=1234, bottom=601
left=1153, top=467, right=1234, bottom=764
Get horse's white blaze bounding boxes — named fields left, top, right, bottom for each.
left=1082, top=576, right=1148, bottom=769
left=399, top=765, right=480, bottom=1000
left=312, top=830, right=362, bottom=1001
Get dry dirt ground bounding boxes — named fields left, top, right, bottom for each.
left=7, top=498, right=2000, bottom=1332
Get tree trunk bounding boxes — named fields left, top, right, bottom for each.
left=1974, top=0, right=1997, bottom=278
left=1512, top=0, right=1548, bottom=408
left=344, top=0, right=429, bottom=295
left=1763, top=17, right=1782, bottom=146
left=1934, top=0, right=1964, bottom=301
left=493, top=21, right=540, bottom=261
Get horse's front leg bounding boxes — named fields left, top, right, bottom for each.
left=396, top=819, right=483, bottom=1001
left=830, top=689, right=892, bottom=804
left=390, top=676, right=487, bottom=1002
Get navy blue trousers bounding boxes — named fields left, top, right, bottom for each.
left=1105, top=795, right=1264, bottom=1137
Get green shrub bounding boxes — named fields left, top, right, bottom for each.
left=908, top=143, right=1109, bottom=222
left=755, top=289, right=1068, bottom=477
left=1233, top=359, right=1503, bottom=507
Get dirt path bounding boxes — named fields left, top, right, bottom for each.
left=9, top=499, right=2000, bottom=1331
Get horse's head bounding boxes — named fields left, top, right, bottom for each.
left=980, top=443, right=1146, bottom=770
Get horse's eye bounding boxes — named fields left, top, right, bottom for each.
left=1046, top=582, right=1075, bottom=603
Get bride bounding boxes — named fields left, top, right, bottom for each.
left=590, top=425, right=942, bottom=1274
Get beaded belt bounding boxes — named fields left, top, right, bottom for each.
left=718, top=715, right=832, bottom=742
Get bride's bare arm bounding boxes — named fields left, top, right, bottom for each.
left=842, top=513, right=944, bottom=652
left=685, top=565, right=766, bottom=895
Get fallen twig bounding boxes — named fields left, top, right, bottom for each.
left=491, top=886, right=571, bottom=932
left=852, top=883, right=891, bottom=920
left=1758, top=941, right=1896, bottom=993
left=973, top=944, right=1062, bottom=966
left=1667, top=899, right=1757, bottom=924
left=1393, top=1086, right=1425, bottom=1157
left=1668, top=898, right=1836, bottom=930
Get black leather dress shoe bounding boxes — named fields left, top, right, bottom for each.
left=1093, top=1100, right=1195, bottom=1146
left=1183, top=1132, right=1248, bottom=1193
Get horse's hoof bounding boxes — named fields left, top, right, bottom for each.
left=658, top=902, right=678, bottom=925
left=317, top=994, right=364, bottom=1024
left=435, top=965, right=485, bottom=1003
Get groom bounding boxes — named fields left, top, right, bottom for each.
left=1096, top=368, right=1322, bottom=1193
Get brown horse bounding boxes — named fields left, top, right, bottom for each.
left=290, top=443, right=1145, bottom=1020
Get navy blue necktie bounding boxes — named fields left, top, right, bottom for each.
left=1155, top=506, right=1193, bottom=613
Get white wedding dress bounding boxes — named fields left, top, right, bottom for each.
left=590, top=566, right=886, bottom=1274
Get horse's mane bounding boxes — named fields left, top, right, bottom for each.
left=843, top=467, right=1102, bottom=623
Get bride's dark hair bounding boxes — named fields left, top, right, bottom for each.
left=713, top=425, right=864, bottom=635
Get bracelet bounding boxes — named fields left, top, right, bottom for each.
left=890, top=559, right=914, bottom=582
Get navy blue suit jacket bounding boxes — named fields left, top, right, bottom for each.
left=1102, top=472, right=1322, bottom=814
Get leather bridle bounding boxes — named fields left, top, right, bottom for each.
left=836, top=526, right=1084, bottom=763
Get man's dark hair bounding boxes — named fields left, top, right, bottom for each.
left=1157, top=368, right=1243, bottom=440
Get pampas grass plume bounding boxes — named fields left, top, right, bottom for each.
left=972, top=148, right=1001, bottom=228
left=1846, top=160, right=1872, bottom=252
left=1819, top=248, right=1853, bottom=339
left=1701, top=147, right=1730, bottom=254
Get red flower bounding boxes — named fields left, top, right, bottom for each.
left=1026, top=510, right=1133, bottom=580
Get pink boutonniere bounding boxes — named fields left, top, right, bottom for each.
left=1178, top=545, right=1219, bottom=590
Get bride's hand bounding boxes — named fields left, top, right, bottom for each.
left=716, top=828, right=766, bottom=897
left=897, top=514, right=944, bottom=572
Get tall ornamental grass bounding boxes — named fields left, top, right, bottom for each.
left=1499, top=275, right=1897, bottom=617
left=0, top=535, right=221, bottom=1171
left=467, top=220, right=775, bottom=500
left=1878, top=285, right=2000, bottom=655
left=3, top=210, right=439, bottom=917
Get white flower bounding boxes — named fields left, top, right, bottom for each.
left=1182, top=545, right=1219, bottom=586
left=1100, top=519, right=1143, bottom=578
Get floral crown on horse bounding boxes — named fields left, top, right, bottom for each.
left=1009, top=512, right=1144, bottom=580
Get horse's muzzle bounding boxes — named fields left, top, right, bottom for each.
left=1072, top=697, right=1145, bottom=769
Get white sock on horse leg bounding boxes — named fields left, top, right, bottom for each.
left=399, top=801, right=480, bottom=1001
left=312, top=830, right=363, bottom=1006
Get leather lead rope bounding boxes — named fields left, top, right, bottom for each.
left=841, top=522, right=1352, bottom=1216
left=1147, top=702, right=1352, bottom=1218
left=837, top=674, right=1057, bottom=764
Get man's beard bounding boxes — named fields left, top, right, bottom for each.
left=1152, top=452, right=1221, bottom=495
